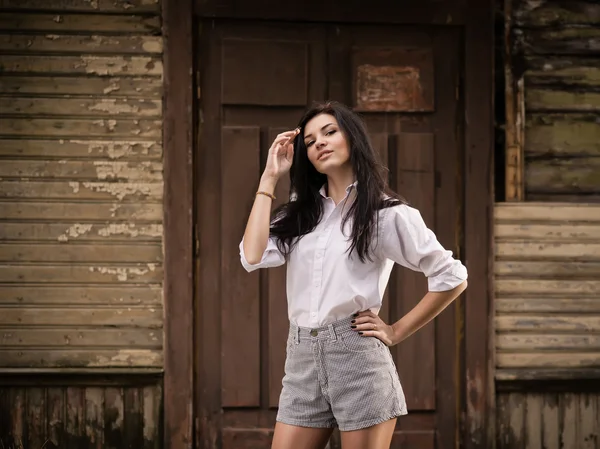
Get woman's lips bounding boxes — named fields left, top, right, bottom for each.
left=318, top=150, right=333, bottom=161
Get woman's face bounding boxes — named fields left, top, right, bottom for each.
left=303, top=113, right=351, bottom=175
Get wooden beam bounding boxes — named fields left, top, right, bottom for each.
left=162, top=0, right=194, bottom=446
left=504, top=0, right=525, bottom=201
left=464, top=0, right=495, bottom=448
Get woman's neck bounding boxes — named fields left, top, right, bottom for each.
left=326, top=171, right=355, bottom=205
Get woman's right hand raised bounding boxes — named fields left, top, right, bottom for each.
left=262, top=129, right=300, bottom=181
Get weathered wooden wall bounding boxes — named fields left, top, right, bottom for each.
left=496, top=390, right=600, bottom=449
left=510, top=0, right=600, bottom=201
left=0, top=0, right=164, bottom=447
left=0, top=380, right=162, bottom=449
left=494, top=202, right=600, bottom=448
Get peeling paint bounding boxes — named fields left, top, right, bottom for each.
left=79, top=56, right=162, bottom=76
left=88, top=266, right=151, bottom=281
left=97, top=223, right=162, bottom=238
left=103, top=83, right=121, bottom=95
left=84, top=0, right=99, bottom=9
left=93, top=161, right=161, bottom=181
left=142, top=39, right=163, bottom=53
left=70, top=140, right=155, bottom=159
left=68, top=181, right=80, bottom=194
left=82, top=181, right=160, bottom=200
left=88, top=349, right=162, bottom=367
left=87, top=99, right=141, bottom=115
left=58, top=224, right=93, bottom=242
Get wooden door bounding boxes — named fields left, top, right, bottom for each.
left=196, top=20, right=463, bottom=449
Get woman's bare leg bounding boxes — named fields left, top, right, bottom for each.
left=339, top=418, right=397, bottom=449
left=271, top=422, right=334, bottom=449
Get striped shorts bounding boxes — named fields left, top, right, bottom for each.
left=276, top=315, right=408, bottom=432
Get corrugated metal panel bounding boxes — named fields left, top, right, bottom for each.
left=0, top=0, right=163, bottom=370
left=494, top=203, right=600, bottom=380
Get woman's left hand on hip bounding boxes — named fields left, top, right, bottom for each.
left=351, top=311, right=395, bottom=346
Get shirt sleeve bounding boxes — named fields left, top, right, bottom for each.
left=239, top=235, right=286, bottom=272
left=379, top=204, right=468, bottom=291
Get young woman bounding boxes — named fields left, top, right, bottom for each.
left=240, top=101, right=468, bottom=449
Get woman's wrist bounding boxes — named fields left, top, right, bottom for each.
left=390, top=320, right=409, bottom=346
left=259, top=174, right=279, bottom=193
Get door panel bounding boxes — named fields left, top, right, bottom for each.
left=196, top=20, right=462, bottom=449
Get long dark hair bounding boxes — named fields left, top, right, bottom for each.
left=270, top=101, right=405, bottom=262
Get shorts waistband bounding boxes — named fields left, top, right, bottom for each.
left=288, top=315, right=355, bottom=343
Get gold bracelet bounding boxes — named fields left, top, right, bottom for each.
left=256, top=191, right=276, bottom=200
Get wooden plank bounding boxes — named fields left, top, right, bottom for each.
left=104, top=387, right=124, bottom=449
left=85, top=387, right=104, bottom=449
left=496, top=315, right=600, bottom=332
left=0, top=118, right=162, bottom=138
left=1, top=349, right=163, bottom=367
left=266, top=128, right=290, bottom=409
left=0, top=222, right=162, bottom=242
left=27, top=387, right=46, bottom=449
left=0, top=243, right=162, bottom=263
left=496, top=241, right=600, bottom=260
left=395, top=133, right=436, bottom=411
left=527, top=88, right=600, bottom=112
left=561, top=393, right=577, bottom=449
left=124, top=388, right=143, bottom=449
left=542, top=393, right=559, bottom=449
left=0, top=0, right=160, bottom=13
left=47, top=387, right=65, bottom=448
left=496, top=297, right=600, bottom=314
left=495, top=279, right=600, bottom=295
left=1, top=97, right=162, bottom=118
left=497, top=352, right=600, bottom=369
left=578, top=393, right=597, bottom=449
left=0, top=34, right=162, bottom=54
left=525, top=394, right=542, bottom=449
left=0, top=306, right=162, bottom=327
left=495, top=203, right=600, bottom=221
left=0, top=201, right=163, bottom=221
left=0, top=263, right=162, bottom=283
left=142, top=384, right=161, bottom=449
left=66, top=387, right=85, bottom=449
left=515, top=0, right=600, bottom=27
left=0, top=180, right=163, bottom=201
left=495, top=261, right=600, bottom=278
left=526, top=158, right=600, bottom=194
left=495, top=223, right=600, bottom=240
left=496, top=333, right=600, bottom=351
left=0, top=139, right=162, bottom=160
left=0, top=160, right=163, bottom=181
left=220, top=126, right=261, bottom=407
left=0, top=13, right=161, bottom=33
left=0, top=55, right=162, bottom=77
left=523, top=27, right=600, bottom=55
left=0, top=285, right=162, bottom=306
left=525, top=114, right=600, bottom=158
left=1, top=329, right=162, bottom=348
left=526, top=57, right=600, bottom=87
left=508, top=393, right=525, bottom=448
left=0, top=76, right=162, bottom=97
left=464, top=0, right=494, bottom=444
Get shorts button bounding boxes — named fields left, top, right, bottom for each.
left=310, top=329, right=318, bottom=337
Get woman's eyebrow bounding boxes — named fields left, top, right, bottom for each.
left=304, top=123, right=334, bottom=140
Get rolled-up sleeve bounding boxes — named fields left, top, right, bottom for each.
left=239, top=236, right=286, bottom=272
left=380, top=205, right=468, bottom=291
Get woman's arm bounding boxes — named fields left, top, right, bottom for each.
left=390, top=280, right=467, bottom=344
left=241, top=129, right=298, bottom=265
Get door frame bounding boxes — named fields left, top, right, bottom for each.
left=160, top=0, right=494, bottom=448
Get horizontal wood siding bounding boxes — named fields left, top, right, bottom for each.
left=0, top=0, right=164, bottom=369
left=495, top=203, right=600, bottom=380
left=496, top=391, right=600, bottom=449
left=0, top=382, right=162, bottom=449
left=513, top=0, right=600, bottom=201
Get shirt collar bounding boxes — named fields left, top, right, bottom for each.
left=319, top=181, right=358, bottom=199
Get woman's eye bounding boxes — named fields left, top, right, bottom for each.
left=306, top=141, right=314, bottom=147
left=326, top=130, right=336, bottom=136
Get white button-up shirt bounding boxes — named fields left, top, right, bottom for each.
left=240, top=184, right=468, bottom=328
